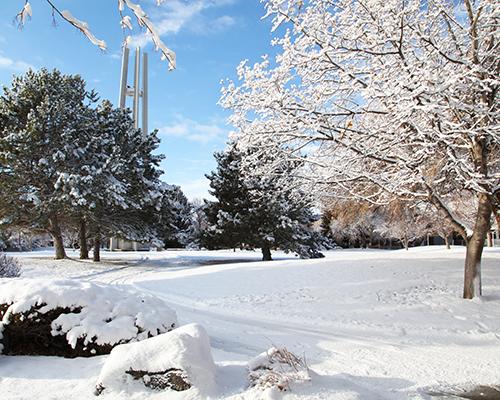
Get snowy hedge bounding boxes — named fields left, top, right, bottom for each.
left=95, top=323, right=216, bottom=396
left=0, top=279, right=177, bottom=357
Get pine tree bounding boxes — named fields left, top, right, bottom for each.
left=67, top=100, right=164, bottom=260
left=0, top=69, right=96, bottom=259
left=156, top=185, right=195, bottom=249
left=0, top=70, right=165, bottom=261
left=204, top=146, right=253, bottom=251
left=204, top=143, right=329, bottom=260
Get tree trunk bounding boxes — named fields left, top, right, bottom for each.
left=403, top=235, right=409, bottom=250
left=444, top=235, right=451, bottom=250
left=463, top=193, right=492, bottom=299
left=487, top=232, right=493, bottom=247
left=49, top=214, right=66, bottom=259
left=79, top=218, right=89, bottom=260
left=93, top=233, right=101, bottom=262
left=261, top=245, right=272, bottom=261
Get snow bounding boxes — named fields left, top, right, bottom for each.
left=60, top=10, right=107, bottom=51
left=248, top=347, right=311, bottom=394
left=0, top=279, right=177, bottom=349
left=1, top=247, right=499, bottom=399
left=96, top=323, right=216, bottom=397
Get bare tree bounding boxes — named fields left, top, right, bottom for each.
left=323, top=200, right=382, bottom=248
left=221, top=0, right=499, bottom=298
left=377, top=200, right=428, bottom=251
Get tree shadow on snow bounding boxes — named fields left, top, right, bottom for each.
left=292, top=371, right=415, bottom=399
left=0, top=355, right=104, bottom=381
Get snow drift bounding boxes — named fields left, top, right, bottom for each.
left=95, top=323, right=216, bottom=396
left=0, top=278, right=177, bottom=357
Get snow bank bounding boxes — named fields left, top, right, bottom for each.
left=0, top=278, right=177, bottom=355
left=96, top=323, right=216, bottom=396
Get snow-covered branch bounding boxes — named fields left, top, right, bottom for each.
left=15, top=0, right=176, bottom=70
left=221, top=0, right=499, bottom=298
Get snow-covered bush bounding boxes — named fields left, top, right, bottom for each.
left=0, top=253, right=21, bottom=278
left=0, top=279, right=177, bottom=357
left=95, top=323, right=216, bottom=396
left=248, top=347, right=310, bottom=392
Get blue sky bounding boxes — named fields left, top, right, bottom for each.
left=0, top=0, right=276, bottom=199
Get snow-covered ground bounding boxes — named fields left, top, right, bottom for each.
left=1, top=246, right=499, bottom=399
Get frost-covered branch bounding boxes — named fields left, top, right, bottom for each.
left=221, top=0, right=499, bottom=298
left=15, top=0, right=176, bottom=70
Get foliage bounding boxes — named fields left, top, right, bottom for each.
left=0, top=69, right=166, bottom=259
left=155, top=185, right=198, bottom=249
left=221, top=0, right=499, bottom=297
left=204, top=143, right=330, bottom=260
left=0, top=253, right=22, bottom=278
left=248, top=347, right=310, bottom=392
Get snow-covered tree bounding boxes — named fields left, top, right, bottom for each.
left=419, top=197, right=476, bottom=249
left=376, top=200, right=429, bottom=251
left=157, top=185, right=196, bottom=249
left=204, top=143, right=329, bottom=260
left=0, top=70, right=165, bottom=261
left=322, top=200, right=383, bottom=248
left=0, top=69, right=97, bottom=259
left=188, top=198, right=209, bottom=250
left=204, top=145, right=254, bottom=251
left=65, top=100, right=164, bottom=261
left=221, top=0, right=499, bottom=298
left=15, top=0, right=175, bottom=70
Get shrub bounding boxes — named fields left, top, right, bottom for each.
left=0, top=253, right=21, bottom=278
left=0, top=279, right=177, bottom=357
left=248, top=347, right=311, bottom=392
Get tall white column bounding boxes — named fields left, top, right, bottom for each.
left=133, top=47, right=141, bottom=129
left=119, top=46, right=130, bottom=109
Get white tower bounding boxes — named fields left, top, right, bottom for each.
left=118, top=46, right=149, bottom=134
left=110, top=46, right=150, bottom=252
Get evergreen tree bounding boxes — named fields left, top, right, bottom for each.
left=157, top=185, right=195, bottom=249
left=0, top=69, right=96, bottom=259
left=0, top=69, right=165, bottom=261
left=65, top=100, right=164, bottom=261
left=204, top=143, right=329, bottom=260
left=204, top=146, right=253, bottom=251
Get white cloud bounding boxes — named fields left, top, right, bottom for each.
left=191, top=15, right=236, bottom=34
left=129, top=0, right=237, bottom=47
left=0, top=55, right=34, bottom=72
left=108, top=51, right=122, bottom=60
left=158, top=115, right=228, bottom=143
left=213, top=15, right=236, bottom=29
left=177, top=177, right=214, bottom=201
